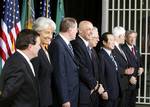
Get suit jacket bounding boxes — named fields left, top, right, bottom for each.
left=112, top=46, right=129, bottom=93
left=31, top=48, right=53, bottom=107
left=71, top=36, right=97, bottom=104
left=90, top=48, right=104, bottom=107
left=98, top=48, right=120, bottom=100
left=91, top=48, right=105, bottom=86
left=48, top=35, right=79, bottom=107
left=91, top=49, right=102, bottom=82
left=122, top=43, right=143, bottom=89
left=0, top=51, right=39, bottom=107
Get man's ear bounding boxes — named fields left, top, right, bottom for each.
left=27, top=44, right=32, bottom=50
left=102, top=41, right=106, bottom=46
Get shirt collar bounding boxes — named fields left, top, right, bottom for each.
left=103, top=47, right=112, bottom=56
left=126, top=43, right=134, bottom=50
left=115, top=42, right=121, bottom=51
left=115, top=42, right=119, bottom=47
left=59, top=33, right=70, bottom=45
left=79, top=35, right=89, bottom=47
left=17, top=49, right=30, bottom=62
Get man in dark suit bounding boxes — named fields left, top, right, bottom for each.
left=112, top=27, right=134, bottom=107
left=71, top=21, right=104, bottom=107
left=32, top=17, right=56, bottom=107
left=0, top=29, right=41, bottom=107
left=98, top=32, right=120, bottom=107
left=48, top=17, right=79, bottom=107
left=88, top=27, right=105, bottom=107
left=89, top=27, right=102, bottom=82
left=122, top=30, right=144, bottom=107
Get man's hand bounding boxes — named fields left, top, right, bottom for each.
left=101, top=92, right=108, bottom=100
left=98, top=84, right=104, bottom=95
left=129, top=76, right=137, bottom=85
left=138, top=67, right=144, bottom=76
left=125, top=67, right=134, bottom=75
left=62, top=102, right=71, bottom=107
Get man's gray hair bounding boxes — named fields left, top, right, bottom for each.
left=32, top=17, right=56, bottom=31
left=112, top=26, right=125, bottom=37
left=125, top=30, right=137, bottom=37
left=92, top=26, right=99, bottom=37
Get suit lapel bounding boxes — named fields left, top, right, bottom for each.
left=40, top=49, right=51, bottom=65
left=114, top=46, right=127, bottom=62
left=134, top=46, right=139, bottom=58
left=58, top=35, right=77, bottom=63
left=16, top=52, right=37, bottom=91
left=101, top=49, right=117, bottom=68
left=21, top=57, right=35, bottom=80
left=125, top=44, right=137, bottom=60
left=77, top=36, right=92, bottom=61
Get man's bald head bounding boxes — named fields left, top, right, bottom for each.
left=78, top=20, right=93, bottom=40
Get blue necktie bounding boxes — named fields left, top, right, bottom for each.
left=68, top=43, right=74, bottom=56
left=110, top=53, right=118, bottom=71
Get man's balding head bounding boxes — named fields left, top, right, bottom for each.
left=78, top=20, right=93, bottom=41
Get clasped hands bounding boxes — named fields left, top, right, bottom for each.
left=91, top=82, right=108, bottom=100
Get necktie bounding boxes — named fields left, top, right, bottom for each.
left=131, top=47, right=135, bottom=55
left=68, top=43, right=74, bottom=56
left=87, top=46, right=92, bottom=58
left=110, top=53, right=118, bottom=71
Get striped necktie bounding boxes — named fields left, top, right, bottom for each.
left=110, top=53, right=118, bottom=71
left=87, top=46, right=92, bottom=58
left=68, top=43, right=74, bottom=56
left=131, top=47, right=135, bottom=56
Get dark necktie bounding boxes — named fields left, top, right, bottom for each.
left=87, top=46, right=92, bottom=58
left=110, top=53, right=118, bottom=71
left=68, top=43, right=74, bottom=56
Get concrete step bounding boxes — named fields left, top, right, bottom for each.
left=136, top=104, right=150, bottom=107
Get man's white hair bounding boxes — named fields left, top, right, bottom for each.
left=112, top=26, right=125, bottom=37
left=91, top=26, right=99, bottom=37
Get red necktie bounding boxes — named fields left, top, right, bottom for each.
left=131, top=47, right=135, bottom=55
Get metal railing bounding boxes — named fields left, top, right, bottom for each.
left=102, top=0, right=150, bottom=105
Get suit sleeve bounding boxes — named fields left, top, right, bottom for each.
left=0, top=64, right=24, bottom=100
left=98, top=53, right=107, bottom=90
